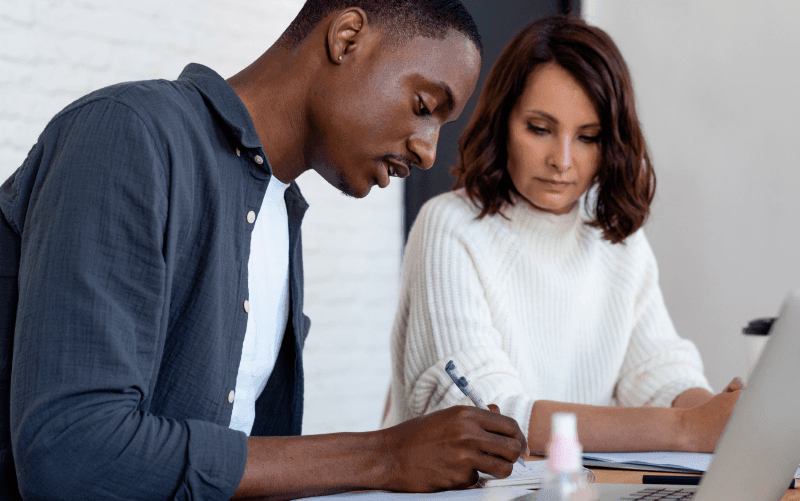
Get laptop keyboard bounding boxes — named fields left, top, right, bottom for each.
left=617, top=486, right=695, bottom=500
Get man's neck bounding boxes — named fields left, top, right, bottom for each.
left=227, top=46, right=313, bottom=184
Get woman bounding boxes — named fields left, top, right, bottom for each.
left=383, top=15, right=742, bottom=453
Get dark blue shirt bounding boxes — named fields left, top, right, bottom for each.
left=0, top=64, right=310, bottom=500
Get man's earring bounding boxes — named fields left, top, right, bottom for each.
left=338, top=55, right=342, bottom=61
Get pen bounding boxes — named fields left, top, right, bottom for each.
left=642, top=475, right=796, bottom=489
left=444, top=360, right=526, bottom=468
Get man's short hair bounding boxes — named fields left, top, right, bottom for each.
left=279, top=0, right=482, bottom=56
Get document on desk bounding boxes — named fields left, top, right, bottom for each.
left=582, top=452, right=711, bottom=473
left=582, top=452, right=800, bottom=478
left=479, top=459, right=548, bottom=487
left=303, top=486, right=534, bottom=501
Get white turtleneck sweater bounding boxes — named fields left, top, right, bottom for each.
left=383, top=189, right=712, bottom=437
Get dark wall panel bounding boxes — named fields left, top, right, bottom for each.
left=403, top=0, right=579, bottom=241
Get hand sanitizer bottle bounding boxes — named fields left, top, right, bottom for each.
left=538, top=413, right=595, bottom=501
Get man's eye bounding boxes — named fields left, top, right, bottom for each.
left=418, top=96, right=432, bottom=116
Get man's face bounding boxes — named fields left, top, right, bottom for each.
left=308, top=29, right=481, bottom=198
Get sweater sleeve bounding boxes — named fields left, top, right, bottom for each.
left=614, top=234, right=713, bottom=408
left=389, top=197, right=535, bottom=436
left=7, top=99, right=246, bottom=501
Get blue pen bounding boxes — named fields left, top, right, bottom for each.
left=445, top=360, right=526, bottom=468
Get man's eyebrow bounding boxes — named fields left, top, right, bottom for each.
left=432, top=80, right=455, bottom=114
left=526, top=109, right=600, bottom=129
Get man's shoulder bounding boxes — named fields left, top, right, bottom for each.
left=51, top=77, right=199, bottom=130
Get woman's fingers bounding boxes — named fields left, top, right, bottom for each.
left=725, top=377, right=745, bottom=392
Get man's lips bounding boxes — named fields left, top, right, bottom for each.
left=385, top=158, right=411, bottom=179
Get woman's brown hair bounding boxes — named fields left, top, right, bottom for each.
left=452, top=15, right=655, bottom=244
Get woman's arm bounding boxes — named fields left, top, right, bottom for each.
left=527, top=379, right=743, bottom=454
left=671, top=387, right=714, bottom=409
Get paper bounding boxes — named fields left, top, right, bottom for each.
left=479, top=460, right=548, bottom=487
left=582, top=452, right=800, bottom=478
left=582, top=452, right=711, bottom=473
left=304, top=486, right=534, bottom=501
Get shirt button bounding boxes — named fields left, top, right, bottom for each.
left=254, top=155, right=264, bottom=165
left=246, top=211, right=256, bottom=224
left=228, top=390, right=235, bottom=404
left=243, top=300, right=250, bottom=313
left=235, top=148, right=241, bottom=157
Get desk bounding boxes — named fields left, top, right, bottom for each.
left=582, top=463, right=800, bottom=501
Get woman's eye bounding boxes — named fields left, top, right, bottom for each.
left=527, top=123, right=548, bottom=135
left=580, top=135, right=600, bottom=143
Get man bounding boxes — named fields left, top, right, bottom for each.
left=0, top=1, right=529, bottom=500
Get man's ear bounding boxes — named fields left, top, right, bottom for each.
left=327, top=7, right=367, bottom=64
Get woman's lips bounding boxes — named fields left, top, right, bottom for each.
left=537, top=177, right=573, bottom=185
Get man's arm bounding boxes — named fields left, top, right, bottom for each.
left=233, top=405, right=528, bottom=500
left=9, top=99, right=246, bottom=501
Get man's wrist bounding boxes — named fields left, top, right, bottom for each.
left=362, top=429, right=395, bottom=492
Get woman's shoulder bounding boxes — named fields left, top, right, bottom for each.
left=593, top=226, right=659, bottom=283
left=419, top=189, right=479, bottom=219
left=409, top=189, right=516, bottom=255
left=414, top=189, right=486, bottom=236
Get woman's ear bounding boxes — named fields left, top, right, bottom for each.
left=326, top=7, right=367, bottom=64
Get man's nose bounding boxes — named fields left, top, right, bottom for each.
left=407, top=126, right=438, bottom=170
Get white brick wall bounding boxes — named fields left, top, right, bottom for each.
left=0, top=0, right=401, bottom=435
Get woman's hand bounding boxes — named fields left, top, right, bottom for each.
left=677, top=377, right=744, bottom=452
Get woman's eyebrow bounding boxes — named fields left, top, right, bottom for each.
left=525, top=109, right=600, bottom=129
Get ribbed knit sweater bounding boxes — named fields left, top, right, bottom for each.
left=383, top=189, right=712, bottom=437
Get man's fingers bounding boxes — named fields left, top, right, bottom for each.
left=477, top=433, right=526, bottom=464
left=473, top=452, right=515, bottom=480
left=469, top=406, right=528, bottom=461
left=472, top=407, right=522, bottom=439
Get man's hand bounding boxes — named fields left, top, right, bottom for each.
left=378, top=405, right=528, bottom=493
left=678, top=377, right=744, bottom=452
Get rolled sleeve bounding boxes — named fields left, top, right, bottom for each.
left=10, top=98, right=246, bottom=500
left=614, top=239, right=712, bottom=408
left=394, top=200, right=535, bottom=437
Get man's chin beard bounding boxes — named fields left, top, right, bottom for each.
left=336, top=171, right=357, bottom=198
left=314, top=162, right=359, bottom=198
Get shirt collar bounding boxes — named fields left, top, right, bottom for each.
left=177, top=63, right=309, bottom=213
left=177, top=63, right=263, bottom=150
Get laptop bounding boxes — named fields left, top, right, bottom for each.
left=522, top=288, right=800, bottom=501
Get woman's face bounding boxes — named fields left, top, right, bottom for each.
left=506, top=62, right=601, bottom=215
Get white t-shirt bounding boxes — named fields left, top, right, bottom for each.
left=229, top=176, right=291, bottom=435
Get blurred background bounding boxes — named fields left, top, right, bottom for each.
left=1, top=0, right=798, bottom=435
